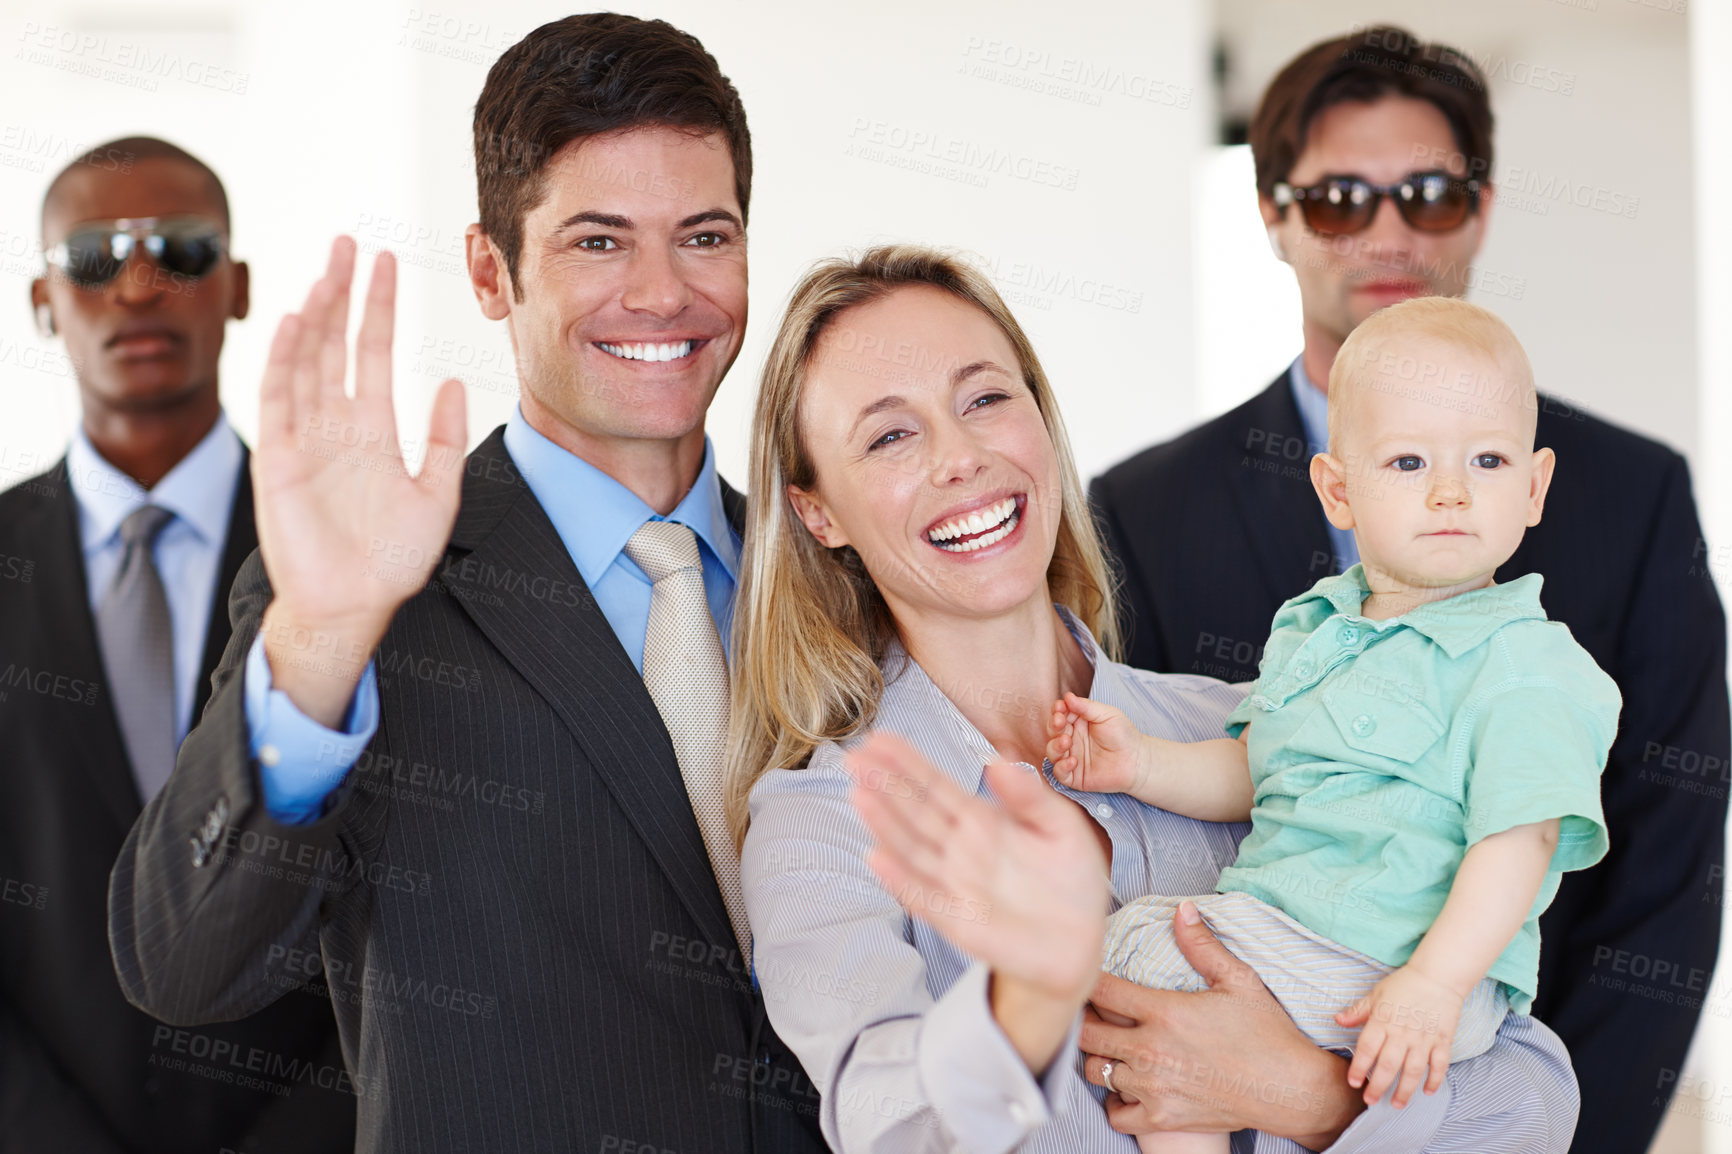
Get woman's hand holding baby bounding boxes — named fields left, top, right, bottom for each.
left=1336, top=964, right=1462, bottom=1109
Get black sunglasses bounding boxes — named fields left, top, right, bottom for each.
left=45, top=216, right=227, bottom=289
left=1272, top=171, right=1482, bottom=236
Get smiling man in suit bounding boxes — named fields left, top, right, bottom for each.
left=108, top=17, right=829, bottom=1154
left=1090, top=27, right=1729, bottom=1153
left=0, top=138, right=353, bottom=1152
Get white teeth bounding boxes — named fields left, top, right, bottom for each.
left=598, top=340, right=696, bottom=362
left=927, top=497, right=1019, bottom=549
left=932, top=509, right=1019, bottom=552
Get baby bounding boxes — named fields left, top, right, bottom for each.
left=1049, top=297, right=1619, bottom=1152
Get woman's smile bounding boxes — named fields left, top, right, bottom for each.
left=924, top=492, right=1027, bottom=554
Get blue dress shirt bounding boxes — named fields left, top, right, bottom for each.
left=502, top=404, right=739, bottom=670
left=68, top=414, right=243, bottom=743
left=249, top=405, right=740, bottom=823
left=1288, top=355, right=1360, bottom=574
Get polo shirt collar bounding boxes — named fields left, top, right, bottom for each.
left=65, top=413, right=242, bottom=552
left=1296, top=564, right=1549, bottom=658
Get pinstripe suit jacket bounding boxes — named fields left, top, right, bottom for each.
left=109, top=429, right=828, bottom=1154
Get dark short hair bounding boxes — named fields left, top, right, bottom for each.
left=473, top=13, right=752, bottom=299
left=1248, top=25, right=1493, bottom=200
left=41, top=136, right=229, bottom=234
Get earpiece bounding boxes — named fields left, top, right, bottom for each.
left=1266, top=225, right=1288, bottom=263
left=34, top=303, right=54, bottom=337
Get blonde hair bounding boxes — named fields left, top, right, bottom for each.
left=1327, top=296, right=1536, bottom=453
left=724, top=244, right=1121, bottom=847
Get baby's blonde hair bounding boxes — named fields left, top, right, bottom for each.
left=1327, top=297, right=1536, bottom=454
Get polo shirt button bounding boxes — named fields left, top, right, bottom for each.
left=1294, top=661, right=1315, bottom=678
left=1094, top=803, right=1114, bottom=820
left=1351, top=714, right=1376, bottom=737
left=1009, top=1101, right=1031, bottom=1126
left=1340, top=626, right=1360, bottom=645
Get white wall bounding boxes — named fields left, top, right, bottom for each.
left=0, top=1, right=1698, bottom=514
left=0, top=0, right=1214, bottom=489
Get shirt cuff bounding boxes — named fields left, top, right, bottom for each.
left=916, top=963, right=1079, bottom=1154
left=245, top=635, right=378, bottom=825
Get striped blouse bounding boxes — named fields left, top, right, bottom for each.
left=743, top=609, right=1577, bottom=1153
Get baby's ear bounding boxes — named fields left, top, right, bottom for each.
left=1309, top=453, right=1354, bottom=531
left=1526, top=447, right=1557, bottom=526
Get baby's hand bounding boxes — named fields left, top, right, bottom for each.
left=1045, top=692, right=1147, bottom=795
left=1336, top=965, right=1462, bottom=1108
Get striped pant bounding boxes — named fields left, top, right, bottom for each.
left=1101, top=890, right=1510, bottom=1061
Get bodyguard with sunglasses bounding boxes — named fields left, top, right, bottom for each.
left=1090, top=27, right=1727, bottom=1153
left=0, top=137, right=354, bottom=1153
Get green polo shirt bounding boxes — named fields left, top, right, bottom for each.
left=1218, top=566, right=1619, bottom=1013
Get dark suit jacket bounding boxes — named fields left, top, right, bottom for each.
left=1091, top=372, right=1730, bottom=1154
left=0, top=453, right=354, bottom=1154
left=109, top=429, right=828, bottom=1154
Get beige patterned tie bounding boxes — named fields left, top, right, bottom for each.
left=624, top=520, right=749, bottom=960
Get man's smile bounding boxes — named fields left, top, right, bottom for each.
left=595, top=339, right=706, bottom=362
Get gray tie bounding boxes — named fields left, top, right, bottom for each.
left=624, top=520, right=749, bottom=959
left=96, top=504, right=177, bottom=804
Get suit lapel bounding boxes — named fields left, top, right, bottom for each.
left=1222, top=372, right=1334, bottom=603
left=438, top=431, right=737, bottom=954
left=30, top=460, right=144, bottom=829
left=192, top=450, right=255, bottom=720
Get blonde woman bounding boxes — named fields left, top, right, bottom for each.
left=726, top=246, right=1576, bottom=1153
